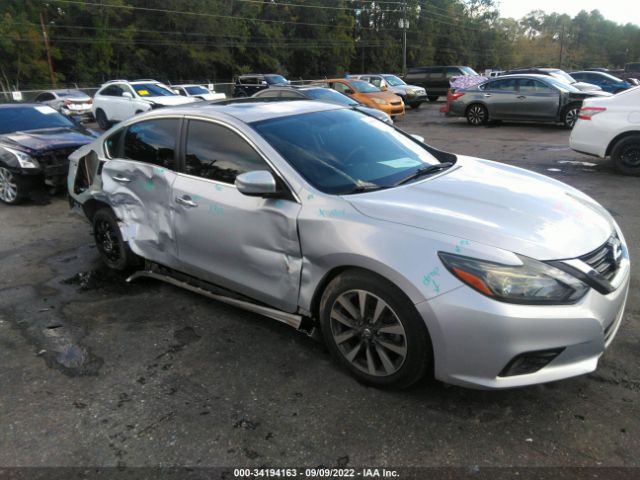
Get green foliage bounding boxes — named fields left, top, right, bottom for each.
left=0, top=0, right=638, bottom=89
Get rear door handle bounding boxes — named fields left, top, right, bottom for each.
left=112, top=175, right=131, bottom=183
left=176, top=195, right=198, bottom=208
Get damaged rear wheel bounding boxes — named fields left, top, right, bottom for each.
left=93, top=209, right=141, bottom=270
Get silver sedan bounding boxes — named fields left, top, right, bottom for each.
left=67, top=101, right=630, bottom=389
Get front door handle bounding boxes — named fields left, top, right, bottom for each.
left=517, top=95, right=527, bottom=99
left=483, top=93, right=492, bottom=97
left=176, top=195, right=198, bottom=208
left=113, top=175, right=131, bottom=183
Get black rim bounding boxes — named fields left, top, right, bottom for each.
left=95, top=219, right=121, bottom=263
left=468, top=105, right=485, bottom=125
left=620, top=143, right=640, bottom=167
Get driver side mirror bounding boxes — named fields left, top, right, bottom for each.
left=235, top=170, right=278, bottom=197
left=122, top=92, right=133, bottom=99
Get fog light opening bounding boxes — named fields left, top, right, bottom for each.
left=498, top=348, right=565, bottom=377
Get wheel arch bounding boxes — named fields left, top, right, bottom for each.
left=81, top=197, right=113, bottom=223
left=465, top=101, right=489, bottom=116
left=606, top=130, right=640, bottom=156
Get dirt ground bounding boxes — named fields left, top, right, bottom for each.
left=0, top=103, right=638, bottom=475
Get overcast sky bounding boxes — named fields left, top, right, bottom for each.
left=497, top=0, right=640, bottom=26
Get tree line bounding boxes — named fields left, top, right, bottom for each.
left=1, top=0, right=640, bottom=90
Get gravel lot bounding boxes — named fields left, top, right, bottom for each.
left=1, top=102, right=638, bottom=473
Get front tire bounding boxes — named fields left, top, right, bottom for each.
left=92, top=209, right=141, bottom=270
left=427, top=95, right=439, bottom=102
left=611, top=134, right=640, bottom=176
left=319, top=270, right=432, bottom=389
left=466, top=103, right=488, bottom=126
left=409, top=102, right=422, bottom=109
left=563, top=103, right=580, bottom=129
left=95, top=109, right=111, bottom=130
left=0, top=166, right=21, bottom=205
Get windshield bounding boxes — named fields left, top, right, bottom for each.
left=0, top=106, right=75, bottom=134
left=264, top=75, right=289, bottom=85
left=251, top=109, right=442, bottom=195
left=382, top=75, right=406, bottom=86
left=185, top=85, right=209, bottom=95
left=350, top=80, right=381, bottom=93
left=545, top=77, right=581, bottom=93
left=132, top=83, right=177, bottom=97
left=461, top=66, right=479, bottom=76
left=304, top=88, right=359, bottom=106
left=549, top=70, right=576, bottom=84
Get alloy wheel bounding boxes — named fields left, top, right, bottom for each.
left=467, top=105, right=486, bottom=125
left=94, top=219, right=122, bottom=263
left=329, top=289, right=407, bottom=377
left=565, top=107, right=579, bottom=128
left=0, top=167, right=18, bottom=203
left=620, top=143, right=640, bottom=167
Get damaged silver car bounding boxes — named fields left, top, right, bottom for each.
left=68, top=100, right=630, bottom=389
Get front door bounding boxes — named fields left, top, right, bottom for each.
left=516, top=79, right=561, bottom=119
left=483, top=78, right=519, bottom=119
left=172, top=119, right=302, bottom=312
left=101, top=117, right=181, bottom=267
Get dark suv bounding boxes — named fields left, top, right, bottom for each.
left=404, top=66, right=478, bottom=101
left=233, top=74, right=290, bottom=97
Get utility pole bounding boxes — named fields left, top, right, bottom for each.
left=402, top=0, right=407, bottom=75
left=559, top=23, right=565, bottom=68
left=40, top=13, right=56, bottom=88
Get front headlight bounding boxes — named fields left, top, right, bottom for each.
left=439, top=252, right=589, bottom=304
left=3, top=147, right=40, bottom=169
left=372, top=98, right=388, bottom=105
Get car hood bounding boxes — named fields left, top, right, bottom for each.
left=345, top=156, right=614, bottom=260
left=0, top=127, right=97, bottom=154
left=147, top=96, right=197, bottom=106
left=355, top=106, right=392, bottom=123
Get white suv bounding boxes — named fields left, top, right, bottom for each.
left=92, top=79, right=196, bottom=129
left=570, top=86, right=640, bottom=176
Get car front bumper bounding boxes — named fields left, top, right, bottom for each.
left=416, top=259, right=630, bottom=389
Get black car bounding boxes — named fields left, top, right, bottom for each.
left=251, top=85, right=392, bottom=124
left=0, top=104, right=98, bottom=204
left=404, top=65, right=479, bottom=101
left=233, top=74, right=290, bottom=97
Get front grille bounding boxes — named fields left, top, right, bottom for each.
left=390, top=101, right=402, bottom=106
left=36, top=148, right=76, bottom=177
left=579, top=234, right=622, bottom=281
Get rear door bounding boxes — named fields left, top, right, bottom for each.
left=516, top=78, right=561, bottom=119
left=101, top=117, right=182, bottom=267
left=172, top=118, right=302, bottom=312
left=482, top=78, right=519, bottom=119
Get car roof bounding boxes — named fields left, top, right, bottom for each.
left=0, top=103, right=42, bottom=110
left=163, top=99, right=343, bottom=123
left=489, top=74, right=551, bottom=80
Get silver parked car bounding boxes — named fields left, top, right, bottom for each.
left=34, top=89, right=94, bottom=120
left=447, top=74, right=611, bottom=128
left=350, top=74, right=428, bottom=109
left=68, top=101, right=630, bottom=390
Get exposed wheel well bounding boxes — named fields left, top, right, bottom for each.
left=82, top=198, right=113, bottom=223
left=606, top=131, right=640, bottom=156
left=309, top=266, right=415, bottom=323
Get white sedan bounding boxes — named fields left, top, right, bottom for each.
left=570, top=86, right=640, bottom=176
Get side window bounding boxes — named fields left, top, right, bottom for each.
left=446, top=67, right=461, bottom=78
left=518, top=79, right=553, bottom=93
left=184, top=120, right=268, bottom=184
left=101, top=85, right=124, bottom=97
left=369, top=77, right=382, bottom=87
left=332, top=82, right=350, bottom=94
left=487, top=79, right=517, bottom=91
left=428, top=68, right=444, bottom=79
left=177, top=88, right=187, bottom=96
left=123, top=119, right=178, bottom=169
left=105, top=128, right=125, bottom=158
left=36, top=92, right=55, bottom=102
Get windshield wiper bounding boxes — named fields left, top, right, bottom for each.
left=394, top=162, right=454, bottom=186
left=344, top=183, right=387, bottom=194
